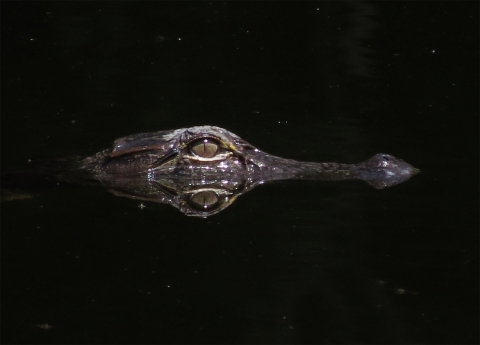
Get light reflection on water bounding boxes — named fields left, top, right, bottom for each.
left=1, top=1, right=477, bottom=344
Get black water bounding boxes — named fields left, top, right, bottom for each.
left=1, top=2, right=478, bottom=344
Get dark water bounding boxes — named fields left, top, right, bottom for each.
left=1, top=2, right=478, bottom=344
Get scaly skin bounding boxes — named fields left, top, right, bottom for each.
left=0, top=126, right=419, bottom=216
left=81, top=125, right=417, bottom=187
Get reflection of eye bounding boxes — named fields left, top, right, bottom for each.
left=189, top=138, right=220, bottom=158
left=189, top=190, right=219, bottom=210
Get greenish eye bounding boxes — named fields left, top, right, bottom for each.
left=189, top=138, right=220, bottom=158
left=190, top=190, right=219, bottom=210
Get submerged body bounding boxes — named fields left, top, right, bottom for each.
left=2, top=126, right=417, bottom=216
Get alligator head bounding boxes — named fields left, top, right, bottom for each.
left=80, top=126, right=418, bottom=217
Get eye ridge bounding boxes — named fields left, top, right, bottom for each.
left=189, top=138, right=221, bottom=158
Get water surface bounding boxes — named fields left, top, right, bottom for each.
left=2, top=2, right=478, bottom=343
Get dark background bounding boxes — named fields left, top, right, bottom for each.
left=1, top=2, right=478, bottom=344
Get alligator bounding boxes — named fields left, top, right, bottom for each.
left=3, top=126, right=418, bottom=217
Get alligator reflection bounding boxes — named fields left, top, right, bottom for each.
left=79, top=126, right=418, bottom=217
left=101, top=177, right=244, bottom=217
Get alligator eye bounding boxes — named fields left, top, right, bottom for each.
left=189, top=138, right=220, bottom=158
left=189, top=191, right=219, bottom=210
